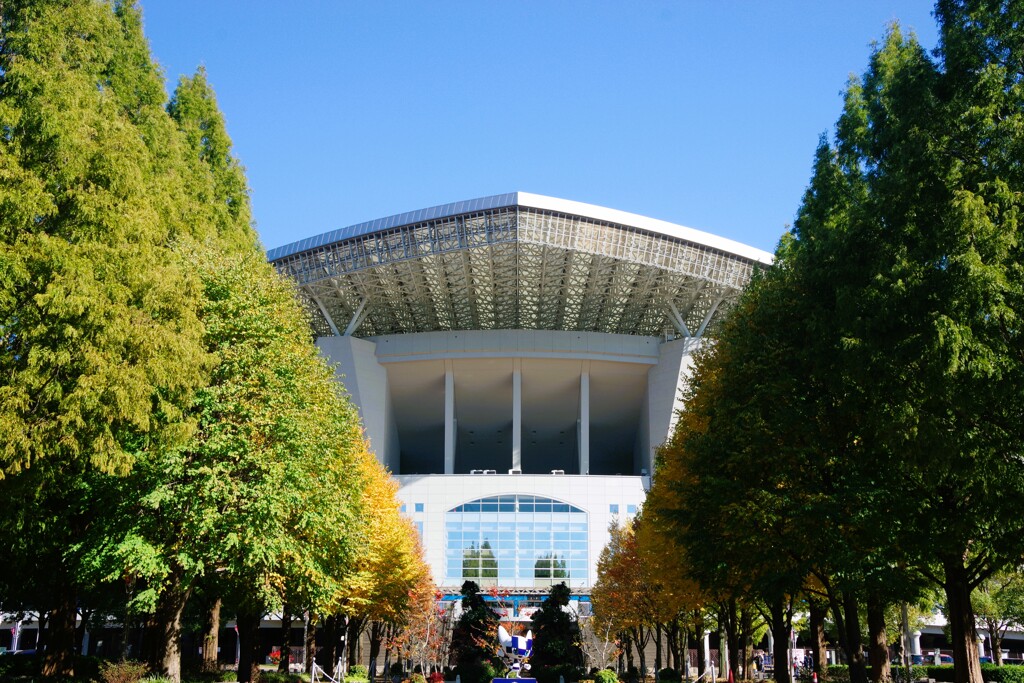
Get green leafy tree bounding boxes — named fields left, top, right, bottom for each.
left=813, top=7, right=1024, bottom=682
left=971, top=569, right=1024, bottom=666
left=81, top=249, right=366, bottom=683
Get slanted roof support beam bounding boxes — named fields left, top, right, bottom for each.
left=310, top=292, right=341, bottom=337
left=666, top=301, right=692, bottom=338
left=344, top=298, right=369, bottom=336
left=694, top=292, right=726, bottom=339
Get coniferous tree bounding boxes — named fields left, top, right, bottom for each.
left=0, top=2, right=211, bottom=676
left=450, top=581, right=499, bottom=683
left=530, top=583, right=583, bottom=683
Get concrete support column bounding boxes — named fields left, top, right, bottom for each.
left=703, top=632, right=711, bottom=674
left=444, top=360, right=455, bottom=474
left=579, top=361, right=590, bottom=475
left=512, top=359, right=522, bottom=472
left=911, top=631, right=922, bottom=656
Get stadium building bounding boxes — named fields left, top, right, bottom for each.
left=269, top=192, right=772, bottom=612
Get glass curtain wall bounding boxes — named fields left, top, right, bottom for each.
left=445, top=495, right=588, bottom=587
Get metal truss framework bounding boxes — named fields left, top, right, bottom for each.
left=271, top=206, right=763, bottom=339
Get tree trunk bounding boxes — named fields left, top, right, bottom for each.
left=694, top=611, right=707, bottom=679
left=148, top=574, right=193, bottom=683
left=279, top=608, right=293, bottom=673
left=631, top=625, right=648, bottom=680
left=740, top=607, right=753, bottom=679
left=41, top=578, right=77, bottom=680
left=369, top=620, right=384, bottom=683
left=809, top=600, right=827, bottom=675
left=987, top=624, right=1003, bottom=667
left=322, top=614, right=337, bottom=672
left=349, top=616, right=368, bottom=669
left=842, top=590, right=868, bottom=683
left=306, top=614, right=318, bottom=675
left=202, top=597, right=221, bottom=672
left=656, top=623, right=663, bottom=675
left=825, top=585, right=848, bottom=666
left=769, top=595, right=793, bottom=683
left=667, top=622, right=679, bottom=672
left=721, top=600, right=740, bottom=678
left=35, top=611, right=49, bottom=652
left=236, top=611, right=262, bottom=683
left=625, top=632, right=635, bottom=673
left=942, top=555, right=984, bottom=683
left=696, top=633, right=705, bottom=679
left=867, top=593, right=890, bottom=683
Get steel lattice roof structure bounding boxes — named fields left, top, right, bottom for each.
left=268, top=192, right=773, bottom=339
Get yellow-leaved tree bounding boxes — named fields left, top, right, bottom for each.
left=341, top=447, right=431, bottom=681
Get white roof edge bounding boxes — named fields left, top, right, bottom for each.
left=267, top=192, right=774, bottom=266
left=515, top=192, right=774, bottom=265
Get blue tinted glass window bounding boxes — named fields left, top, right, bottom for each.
left=446, top=495, right=588, bottom=587
left=415, top=503, right=424, bottom=513
left=400, top=504, right=407, bottom=513
left=627, top=504, right=637, bottom=514
left=609, top=504, right=619, bottom=514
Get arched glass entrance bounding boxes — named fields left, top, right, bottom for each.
left=444, top=495, right=588, bottom=588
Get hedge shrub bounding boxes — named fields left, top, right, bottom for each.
left=980, top=665, right=1024, bottom=683
left=595, top=669, right=619, bottom=683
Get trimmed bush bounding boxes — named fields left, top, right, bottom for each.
left=658, top=668, right=681, bottom=682
left=981, top=666, right=1024, bottom=683
left=350, top=665, right=370, bottom=678
left=534, top=663, right=584, bottom=683
left=455, top=661, right=499, bottom=683
left=926, top=665, right=955, bottom=682
left=100, top=660, right=150, bottom=683
left=260, top=672, right=306, bottom=683
left=595, top=669, right=619, bottom=683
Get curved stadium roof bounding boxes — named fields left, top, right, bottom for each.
left=269, top=192, right=773, bottom=339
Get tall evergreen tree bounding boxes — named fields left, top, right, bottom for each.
left=0, top=2, right=212, bottom=676
left=529, top=583, right=583, bottom=683
left=450, top=580, right=499, bottom=682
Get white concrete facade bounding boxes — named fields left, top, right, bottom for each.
left=315, top=329, right=700, bottom=589
left=393, top=474, right=648, bottom=589
left=317, top=330, right=701, bottom=480
left=275, top=193, right=769, bottom=591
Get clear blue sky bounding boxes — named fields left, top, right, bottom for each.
left=140, top=2, right=939, bottom=255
